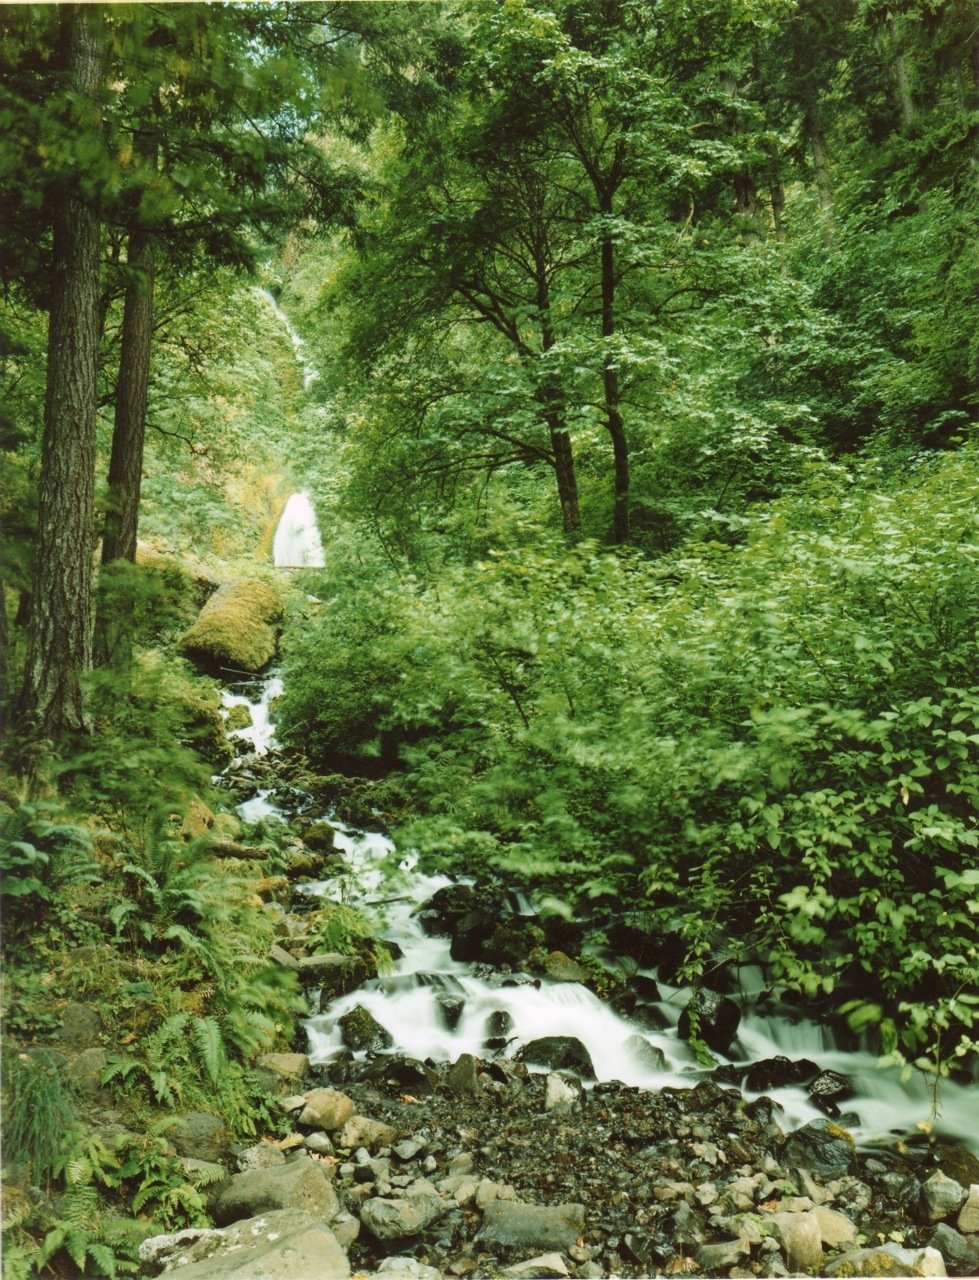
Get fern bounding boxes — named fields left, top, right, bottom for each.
left=193, top=1015, right=227, bottom=1082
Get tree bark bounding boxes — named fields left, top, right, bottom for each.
left=95, top=137, right=157, bottom=670
left=600, top=200, right=629, bottom=544
left=20, top=4, right=104, bottom=740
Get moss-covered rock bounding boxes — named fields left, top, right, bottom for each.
left=179, top=579, right=284, bottom=675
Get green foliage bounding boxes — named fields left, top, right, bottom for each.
left=283, top=446, right=979, bottom=1073
left=1, top=1049, right=81, bottom=1186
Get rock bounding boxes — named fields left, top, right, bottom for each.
left=544, top=1071, right=581, bottom=1113
left=783, top=1118, right=855, bottom=1179
left=921, top=1170, right=967, bottom=1221
left=302, top=821, right=336, bottom=852
left=476, top=1200, right=586, bottom=1253
left=807, top=1069, right=855, bottom=1117
left=212, top=1154, right=339, bottom=1226
left=543, top=950, right=588, bottom=983
left=170, top=1112, right=233, bottom=1163
left=935, top=1145, right=979, bottom=1187
left=766, top=1210, right=823, bottom=1272
left=416, top=883, right=476, bottom=936
left=256, top=1052, right=310, bottom=1083
left=375, top=1258, right=443, bottom=1280
left=179, top=578, right=284, bottom=675
left=516, top=1036, right=595, bottom=1080
left=447, top=1053, right=482, bottom=1098
left=695, top=1239, right=750, bottom=1271
left=235, top=1143, right=286, bottom=1173
left=677, top=988, right=741, bottom=1056
left=338, top=1006, right=394, bottom=1053
left=812, top=1205, right=858, bottom=1247
left=393, top=1139, right=425, bottom=1162
left=624, top=1033, right=667, bottom=1072
left=744, top=1056, right=818, bottom=1092
left=826, top=1243, right=946, bottom=1277
left=304, top=953, right=372, bottom=1004
left=336, top=1115, right=398, bottom=1152
left=928, top=1222, right=979, bottom=1273
left=360, top=1193, right=446, bottom=1240
left=59, top=1002, right=102, bottom=1049
left=957, top=1184, right=979, bottom=1233
left=297, top=1087, right=356, bottom=1131
left=304, top=1132, right=335, bottom=1157
left=268, top=943, right=300, bottom=970
left=503, top=1253, right=572, bottom=1277
left=66, top=1046, right=108, bottom=1095
left=139, top=1208, right=349, bottom=1279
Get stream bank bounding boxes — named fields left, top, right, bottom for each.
left=136, top=670, right=979, bottom=1280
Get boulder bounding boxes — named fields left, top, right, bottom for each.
left=170, top=1112, right=233, bottom=1163
left=336, top=1115, right=398, bottom=1152
left=928, top=1222, right=979, bottom=1274
left=212, top=1154, right=339, bottom=1226
left=826, top=1243, right=946, bottom=1276
left=66, top=1047, right=108, bottom=1095
left=921, top=1170, right=967, bottom=1222
left=235, top=1144, right=286, bottom=1173
left=678, top=988, right=741, bottom=1056
left=783, top=1118, right=856, bottom=1180
left=807, top=1068, right=855, bottom=1117
left=765, top=1210, right=823, bottom=1272
left=297, top=1087, right=356, bottom=1131
left=360, top=1193, right=446, bottom=1240
left=447, top=1052, right=482, bottom=1098
left=516, top=1036, right=595, bottom=1080
left=544, top=1072, right=582, bottom=1114
left=180, top=579, right=283, bottom=675
left=958, top=1184, right=979, bottom=1233
left=477, top=1200, right=586, bottom=1253
left=744, top=1056, right=818, bottom=1092
left=542, top=950, right=588, bottom=983
left=338, top=1006, right=394, bottom=1053
left=256, top=1052, right=310, bottom=1084
left=138, top=1209, right=348, bottom=1279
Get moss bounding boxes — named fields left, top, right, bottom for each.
left=179, top=579, right=284, bottom=675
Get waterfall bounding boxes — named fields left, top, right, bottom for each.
left=256, top=287, right=319, bottom=390
left=273, top=492, right=325, bottom=569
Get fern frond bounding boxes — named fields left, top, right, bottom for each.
left=192, top=1016, right=227, bottom=1082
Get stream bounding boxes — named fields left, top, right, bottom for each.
left=220, top=630, right=979, bottom=1159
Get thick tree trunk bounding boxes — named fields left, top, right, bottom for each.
left=20, top=4, right=104, bottom=740
left=537, top=294, right=581, bottom=539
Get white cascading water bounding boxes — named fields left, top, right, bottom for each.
left=272, top=492, right=325, bottom=569
left=222, top=483, right=979, bottom=1156
left=257, top=288, right=319, bottom=391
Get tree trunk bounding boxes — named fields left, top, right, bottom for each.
left=537, top=290, right=581, bottom=539
left=600, top=203, right=629, bottom=544
left=20, top=4, right=104, bottom=741
left=803, top=106, right=835, bottom=242
left=95, top=161, right=156, bottom=670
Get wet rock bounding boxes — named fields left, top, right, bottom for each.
left=212, top=1154, right=339, bottom=1226
left=958, top=1184, right=979, bottom=1233
left=170, top=1112, right=233, bottom=1163
left=416, top=883, right=476, bottom=936
left=447, top=1053, right=482, bottom=1098
left=623, top=1033, right=666, bottom=1072
left=927, top=1222, right=979, bottom=1273
left=365, top=1056, right=438, bottom=1095
left=436, top=992, right=466, bottom=1029
left=921, top=1170, right=967, bottom=1221
left=783, top=1118, right=856, bottom=1179
left=677, top=988, right=741, bottom=1056
left=935, top=1144, right=979, bottom=1187
left=744, top=1055, right=818, bottom=1092
left=180, top=579, right=283, bottom=675
left=807, top=1068, right=855, bottom=1117
left=544, top=1071, right=582, bottom=1114
left=297, top=1087, right=356, bottom=1131
left=543, top=950, right=588, bottom=983
left=485, top=1009, right=515, bottom=1048
left=339, top=1006, right=394, bottom=1053
left=360, top=1192, right=446, bottom=1240
left=301, top=820, right=336, bottom=852
left=516, top=1036, right=595, bottom=1080
left=826, top=1243, right=946, bottom=1276
left=303, top=952, right=372, bottom=1002
left=139, top=1208, right=348, bottom=1279
left=476, top=1200, right=585, bottom=1253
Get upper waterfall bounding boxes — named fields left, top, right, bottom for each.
left=273, top=491, right=325, bottom=568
